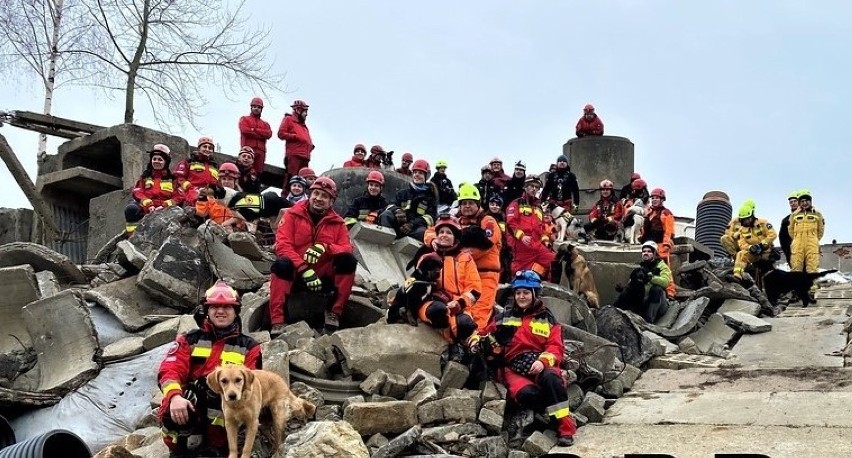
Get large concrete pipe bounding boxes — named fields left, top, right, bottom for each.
left=695, top=191, right=732, bottom=258
left=0, top=429, right=89, bottom=458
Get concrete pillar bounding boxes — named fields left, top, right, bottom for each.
left=563, top=136, right=634, bottom=208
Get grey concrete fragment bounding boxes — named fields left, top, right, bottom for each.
left=0, top=208, right=33, bottom=244
left=335, top=323, right=448, bottom=378
left=85, top=276, right=178, bottom=332
left=465, top=436, right=509, bottom=458
left=102, top=336, right=145, bottom=362
left=282, top=420, right=370, bottom=457
left=595, top=305, right=656, bottom=367
left=370, top=394, right=396, bottom=402
left=34, top=270, right=60, bottom=298
left=278, top=321, right=316, bottom=350
left=290, top=350, right=327, bottom=378
left=0, top=264, right=39, bottom=349
left=421, top=423, right=487, bottom=443
left=176, top=315, right=199, bottom=336
left=125, top=206, right=189, bottom=258
left=617, top=364, right=642, bottom=390
left=572, top=411, right=589, bottom=427
left=639, top=297, right=710, bottom=338
left=576, top=391, right=606, bottom=423
left=142, top=317, right=180, bottom=350
left=0, top=242, right=86, bottom=285
left=718, top=298, right=761, bottom=316
left=392, top=236, right=424, bottom=274
left=316, top=404, right=341, bottom=421
left=360, top=369, right=388, bottom=395
left=372, top=425, right=421, bottom=458
left=687, top=313, right=738, bottom=354
left=343, top=401, right=419, bottom=435
left=349, top=222, right=398, bottom=245
left=723, top=311, right=772, bottom=333
left=248, top=331, right=270, bottom=345
left=261, top=339, right=290, bottom=385
left=291, top=381, right=325, bottom=408
left=561, top=325, right=618, bottom=374
left=508, top=451, right=530, bottom=458
left=405, top=379, right=438, bottom=406
left=418, top=396, right=479, bottom=424
left=23, top=290, right=100, bottom=393
left=341, top=295, right=385, bottom=328
left=539, top=282, right=597, bottom=334
left=602, top=379, right=624, bottom=398
left=239, top=283, right=269, bottom=333
left=198, top=221, right=266, bottom=290
left=440, top=361, right=469, bottom=393
left=522, top=431, right=556, bottom=457
left=380, top=372, right=408, bottom=399
left=481, top=381, right=507, bottom=403
left=407, top=368, right=442, bottom=389
left=136, top=236, right=212, bottom=311
left=642, top=330, right=678, bottom=356
left=116, top=240, right=148, bottom=270
left=479, top=399, right=505, bottom=434
left=352, top=238, right=406, bottom=288
left=226, top=231, right=272, bottom=261
left=365, top=433, right=389, bottom=449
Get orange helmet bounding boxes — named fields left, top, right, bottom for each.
left=250, top=97, right=264, bottom=108
left=584, top=104, right=595, bottom=113
left=631, top=178, right=647, bottom=190
left=366, top=170, right=385, bottom=186
left=412, top=159, right=430, bottom=175
left=205, top=280, right=239, bottom=306
left=651, top=188, right=666, bottom=200
left=291, top=99, right=309, bottom=109
left=197, top=136, right=214, bottom=149
left=309, top=176, right=338, bottom=199
left=600, top=179, right=614, bottom=189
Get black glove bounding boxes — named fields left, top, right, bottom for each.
left=749, top=244, right=764, bottom=255
left=460, top=226, right=494, bottom=250
left=399, top=222, right=414, bottom=235
left=394, top=208, right=408, bottom=225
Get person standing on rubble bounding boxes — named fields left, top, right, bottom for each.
left=269, top=177, right=357, bottom=335
left=235, top=146, right=261, bottom=194
left=789, top=190, right=825, bottom=297
left=501, top=161, right=528, bottom=209
left=378, top=159, right=437, bottom=241
left=344, top=170, right=388, bottom=227
left=174, top=136, right=219, bottom=205
left=277, top=99, right=314, bottom=182
left=541, top=155, right=580, bottom=215
left=343, top=144, right=368, bottom=168
left=157, top=280, right=262, bottom=457
left=125, top=144, right=184, bottom=233
left=298, top=167, right=317, bottom=187
left=724, top=200, right=777, bottom=281
left=238, top=97, right=273, bottom=175
left=423, top=184, right=502, bottom=331
left=575, top=103, right=604, bottom=137
left=615, top=241, right=673, bottom=323
left=489, top=157, right=510, bottom=189
left=396, top=152, right=414, bottom=175
left=430, top=160, right=457, bottom=210
left=639, top=187, right=675, bottom=267
left=476, top=166, right=502, bottom=208
left=506, top=176, right=557, bottom=281
left=585, top=179, right=624, bottom=241
left=468, top=270, right=576, bottom=447
left=778, top=190, right=800, bottom=264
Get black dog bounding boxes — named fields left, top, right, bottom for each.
left=613, top=268, right=648, bottom=315
left=762, top=269, right=837, bottom=307
left=387, top=253, right=443, bottom=325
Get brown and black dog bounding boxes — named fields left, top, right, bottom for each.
left=207, top=366, right=316, bottom=458
left=554, top=244, right=600, bottom=308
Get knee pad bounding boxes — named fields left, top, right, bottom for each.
left=455, top=313, right=476, bottom=339
left=124, top=203, right=143, bottom=222
left=270, top=257, right=294, bottom=279
left=515, top=385, right=540, bottom=406
left=332, top=253, right=358, bottom=274
left=425, top=301, right=450, bottom=328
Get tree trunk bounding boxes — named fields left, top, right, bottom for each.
left=40, top=0, right=65, bottom=157
left=123, top=0, right=151, bottom=124
left=123, top=70, right=135, bottom=123
left=0, top=133, right=60, bottom=240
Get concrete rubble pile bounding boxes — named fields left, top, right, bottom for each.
left=0, top=199, right=785, bottom=457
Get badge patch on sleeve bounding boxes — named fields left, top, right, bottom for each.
left=166, top=343, right=179, bottom=355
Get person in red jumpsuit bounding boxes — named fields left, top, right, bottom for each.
left=174, top=136, right=219, bottom=205
left=269, top=177, right=358, bottom=336
left=125, top=144, right=184, bottom=233
left=343, top=144, right=368, bottom=168
left=298, top=167, right=317, bottom=187
left=585, top=179, right=625, bottom=241
left=238, top=97, right=273, bottom=175
left=575, top=103, right=604, bottom=137
left=277, top=99, right=314, bottom=180
left=235, top=146, right=261, bottom=194
left=469, top=270, right=577, bottom=447
left=396, top=152, right=414, bottom=175
left=506, top=176, right=556, bottom=281
left=157, top=280, right=262, bottom=457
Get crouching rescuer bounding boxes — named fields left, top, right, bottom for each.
left=468, top=270, right=576, bottom=447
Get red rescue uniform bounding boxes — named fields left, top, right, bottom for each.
left=239, top=113, right=273, bottom=175
left=131, top=170, right=184, bottom=211
left=277, top=113, right=314, bottom=177
left=506, top=196, right=555, bottom=279
left=174, top=156, right=219, bottom=204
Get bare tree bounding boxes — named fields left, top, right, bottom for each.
left=0, top=0, right=99, bottom=158
left=68, top=0, right=282, bottom=129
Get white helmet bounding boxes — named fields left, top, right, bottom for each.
left=641, top=241, right=658, bottom=253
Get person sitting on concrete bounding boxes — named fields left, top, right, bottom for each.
left=235, top=146, right=261, bottom=194
left=285, top=175, right=308, bottom=205
left=640, top=188, right=676, bottom=267
left=476, top=166, right=502, bottom=208
left=343, top=144, right=368, bottom=168
left=501, top=161, right=527, bottom=209
left=541, top=155, right=580, bottom=214
left=344, top=170, right=388, bottom=227
left=365, top=145, right=388, bottom=169
left=194, top=162, right=246, bottom=233
left=614, top=241, right=672, bottom=324
left=125, top=144, right=185, bottom=233
left=585, top=179, right=624, bottom=241
left=396, top=152, right=414, bottom=176
left=619, top=172, right=647, bottom=201
left=269, top=177, right=357, bottom=336
left=506, top=176, right=557, bottom=281
left=468, top=270, right=577, bottom=447
left=622, top=178, right=649, bottom=207
left=575, top=103, right=604, bottom=137
left=174, top=136, right=220, bottom=205
left=378, top=159, right=437, bottom=241
left=298, top=167, right=317, bottom=187
left=489, top=157, right=510, bottom=189
left=430, top=159, right=457, bottom=211
left=158, top=280, right=262, bottom=457
left=722, top=200, right=777, bottom=281
left=779, top=190, right=800, bottom=265
left=413, top=216, right=481, bottom=359
left=238, top=97, right=273, bottom=176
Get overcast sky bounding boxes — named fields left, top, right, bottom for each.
left=1, top=0, right=850, bottom=242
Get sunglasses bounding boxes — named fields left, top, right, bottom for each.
left=250, top=105, right=263, bottom=108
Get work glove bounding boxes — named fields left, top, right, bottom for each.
left=302, top=269, right=323, bottom=292
left=304, top=243, right=326, bottom=264
left=572, top=203, right=579, bottom=213
left=466, top=333, right=481, bottom=349
left=399, top=222, right=414, bottom=235
left=394, top=208, right=408, bottom=225
left=749, top=244, right=763, bottom=255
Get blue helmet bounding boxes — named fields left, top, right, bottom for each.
left=512, top=270, right=542, bottom=294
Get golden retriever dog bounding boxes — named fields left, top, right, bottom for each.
left=207, top=366, right=316, bottom=458
left=556, top=244, right=600, bottom=308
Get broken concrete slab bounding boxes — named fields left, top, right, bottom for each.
left=0, top=242, right=87, bottom=285
left=575, top=244, right=642, bottom=264
left=198, top=221, right=267, bottom=290
left=420, top=423, right=487, bottom=443
left=125, top=206, right=190, bottom=258
left=142, top=317, right=180, bottom=351
left=418, top=396, right=479, bottom=424
left=686, top=313, right=738, bottom=354
left=334, top=323, right=448, bottom=378
left=561, top=325, right=618, bottom=374
left=641, top=330, right=677, bottom=356
left=440, top=361, right=470, bottom=393
left=407, top=368, right=441, bottom=389
left=349, top=223, right=398, bottom=245
left=594, top=305, right=656, bottom=367
left=380, top=372, right=408, bottom=399
left=465, top=436, right=510, bottom=458
left=116, top=240, right=147, bottom=271
left=718, top=298, right=761, bottom=316
left=372, top=425, right=420, bottom=458
left=282, top=420, right=370, bottom=457
left=0, top=264, right=40, bottom=349
left=351, top=238, right=406, bottom=288
left=391, top=236, right=423, bottom=274
left=522, top=430, right=556, bottom=457
left=341, top=296, right=385, bottom=328
left=226, top=231, right=273, bottom=261
left=639, top=296, right=710, bottom=338
left=576, top=391, right=606, bottom=423
left=84, top=276, right=178, bottom=332
left=343, top=401, right=419, bottom=435
left=648, top=353, right=726, bottom=370
left=34, top=270, right=60, bottom=298
left=587, top=261, right=636, bottom=307
left=404, top=379, right=438, bottom=406
left=137, top=235, right=212, bottom=311
left=0, top=208, right=33, bottom=244
left=102, top=336, right=145, bottom=362
left=725, top=316, right=845, bottom=369
left=23, top=290, right=101, bottom=393
left=723, top=311, right=772, bottom=333
left=290, top=350, right=327, bottom=378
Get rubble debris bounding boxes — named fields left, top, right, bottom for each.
left=638, top=297, right=711, bottom=338
left=723, top=311, right=772, bottom=333
left=479, top=399, right=506, bottom=434
left=343, top=401, right=419, bottom=435
left=290, top=350, right=327, bottom=378
left=576, top=391, right=606, bottom=423
left=198, top=220, right=266, bottom=290
left=561, top=325, right=618, bottom=375
left=227, top=231, right=274, bottom=261
left=439, top=361, right=470, bottom=393
left=405, top=379, right=439, bottom=406
left=418, top=396, right=479, bottom=424
left=23, top=290, right=101, bottom=394
left=84, top=276, right=178, bottom=332
left=350, top=223, right=407, bottom=287
left=594, top=305, right=656, bottom=367
left=522, top=430, right=556, bottom=457
left=261, top=339, right=290, bottom=384
left=141, top=317, right=180, bottom=351
left=380, top=372, right=408, bottom=399
left=125, top=206, right=189, bottom=258
left=372, top=425, right=421, bottom=458
left=136, top=235, right=212, bottom=311
left=464, top=436, right=510, bottom=458
left=116, top=240, right=148, bottom=271
left=718, top=298, right=761, bottom=316
left=0, top=264, right=40, bottom=349
left=281, top=421, right=370, bottom=458
left=407, top=368, right=441, bottom=390
left=316, top=404, right=342, bottom=421
left=335, top=323, right=448, bottom=378
left=102, top=336, right=145, bottom=362
left=35, top=270, right=61, bottom=298
left=686, top=313, right=738, bottom=355
left=0, top=242, right=86, bottom=285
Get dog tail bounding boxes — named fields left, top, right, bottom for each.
left=811, top=269, right=838, bottom=279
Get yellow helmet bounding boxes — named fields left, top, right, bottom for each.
left=458, top=182, right=481, bottom=202
left=738, top=200, right=756, bottom=219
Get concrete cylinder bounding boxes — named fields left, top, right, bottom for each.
left=563, top=136, right=635, bottom=206
left=696, top=191, right=732, bottom=258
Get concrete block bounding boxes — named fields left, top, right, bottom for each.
left=420, top=423, right=487, bottom=443
left=418, top=396, right=478, bottom=424
left=561, top=325, right=618, bottom=374
left=282, top=420, right=369, bottom=457
left=723, top=311, right=772, bottom=333
left=380, top=372, right=408, bottom=399
left=465, top=436, right=510, bottom=458
left=509, top=451, right=531, bottom=458
left=125, top=206, right=188, bottom=258
left=687, top=313, right=738, bottom=354
left=407, top=367, right=441, bottom=389
left=198, top=221, right=266, bottom=290
left=392, top=236, right=423, bottom=274
left=481, top=381, right=507, bottom=403
left=372, top=425, right=420, bottom=458
left=278, top=321, right=316, bottom=350
left=404, top=379, right=438, bottom=406
left=349, top=222, right=397, bottom=245
left=342, top=395, right=365, bottom=412
left=142, top=317, right=180, bottom=350
left=290, top=381, right=325, bottom=408
left=290, top=350, right=327, bottom=378
left=137, top=236, right=212, bottom=311
left=23, top=290, right=100, bottom=393
left=719, top=299, right=762, bottom=316
left=315, top=404, right=341, bottom=421
left=261, top=339, right=289, bottom=384
left=343, top=401, right=419, bottom=435
left=480, top=399, right=505, bottom=434
left=365, top=433, right=388, bottom=449
left=360, top=369, right=388, bottom=395
left=440, top=361, right=470, bottom=393
left=641, top=297, right=711, bottom=339
left=576, top=391, right=606, bottom=423
left=226, top=231, right=271, bottom=261
left=335, top=323, right=448, bottom=378
left=0, top=264, right=40, bottom=349
left=0, top=242, right=86, bottom=285
left=602, top=379, right=624, bottom=398
left=587, top=261, right=637, bottom=307
left=34, top=270, right=60, bottom=298
left=87, top=189, right=132, bottom=261
left=564, top=135, right=634, bottom=197
left=648, top=353, right=726, bottom=370
left=176, top=315, right=199, bottom=336
left=617, top=364, right=643, bottom=390
left=102, top=336, right=145, bottom=362
left=85, top=276, right=178, bottom=332
left=116, top=240, right=147, bottom=270
left=523, top=430, right=556, bottom=457
left=352, top=238, right=406, bottom=288
left=0, top=208, right=33, bottom=244
left=576, top=244, right=642, bottom=264
left=595, top=305, right=657, bottom=367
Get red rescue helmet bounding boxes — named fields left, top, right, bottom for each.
left=490, top=156, right=502, bottom=165
left=298, top=167, right=316, bottom=179
left=354, top=143, right=367, bottom=154
left=238, top=146, right=255, bottom=160
left=150, top=144, right=171, bottom=158
left=250, top=97, right=264, bottom=108
left=219, top=162, right=240, bottom=176
left=434, top=214, right=463, bottom=239
left=631, top=178, right=647, bottom=190
left=197, top=136, right=214, bottom=149
left=631, top=172, right=641, bottom=181
left=600, top=179, right=614, bottom=190
left=205, top=280, right=240, bottom=306
left=651, top=188, right=666, bottom=200
left=309, top=176, right=338, bottom=199
left=402, top=152, right=413, bottom=162
left=291, top=99, right=309, bottom=109
left=412, top=159, right=430, bottom=175
left=370, top=145, right=386, bottom=155
left=584, top=104, right=595, bottom=113
left=366, top=170, right=385, bottom=186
